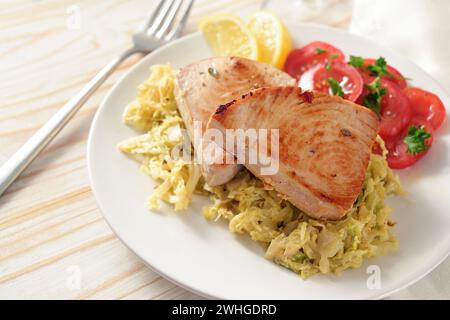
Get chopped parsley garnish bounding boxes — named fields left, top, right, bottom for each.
left=403, top=125, right=431, bottom=155
left=327, top=78, right=344, bottom=97
left=315, top=47, right=327, bottom=55
left=348, top=55, right=411, bottom=81
left=367, top=57, right=393, bottom=77
left=348, top=55, right=365, bottom=68
left=368, top=57, right=412, bottom=81
left=363, top=77, right=386, bottom=115
left=330, top=53, right=340, bottom=60
left=325, top=54, right=339, bottom=70
left=208, top=67, right=219, bottom=78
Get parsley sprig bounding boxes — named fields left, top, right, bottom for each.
left=315, top=47, right=327, bottom=55
left=363, top=78, right=386, bottom=115
left=348, top=55, right=365, bottom=68
left=367, top=57, right=393, bottom=77
left=325, top=54, right=340, bottom=70
left=349, top=55, right=411, bottom=81
left=327, top=78, right=344, bottom=97
left=403, top=125, right=431, bottom=155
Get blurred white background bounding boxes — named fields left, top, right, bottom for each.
left=263, top=0, right=353, bottom=26
left=351, top=0, right=450, bottom=90
left=263, top=0, right=450, bottom=90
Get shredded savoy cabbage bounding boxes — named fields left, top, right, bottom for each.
left=118, top=65, right=202, bottom=211
left=204, top=149, right=402, bottom=278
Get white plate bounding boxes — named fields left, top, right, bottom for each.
left=88, top=23, right=450, bottom=299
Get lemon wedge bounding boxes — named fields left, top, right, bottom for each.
left=247, top=11, right=292, bottom=69
left=198, top=13, right=260, bottom=61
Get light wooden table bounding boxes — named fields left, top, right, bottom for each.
left=0, top=0, right=447, bottom=300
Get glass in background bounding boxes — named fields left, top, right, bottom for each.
left=262, top=0, right=353, bottom=28
left=350, top=0, right=450, bottom=88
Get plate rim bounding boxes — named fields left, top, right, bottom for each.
left=87, top=22, right=450, bottom=300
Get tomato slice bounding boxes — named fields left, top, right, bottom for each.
left=361, top=58, right=408, bottom=89
left=404, top=87, right=447, bottom=130
left=359, top=78, right=412, bottom=140
left=379, top=80, right=412, bottom=139
left=284, top=41, right=345, bottom=79
left=302, top=62, right=363, bottom=102
left=387, top=117, right=434, bottom=169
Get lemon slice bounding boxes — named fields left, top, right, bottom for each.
left=198, top=13, right=260, bottom=61
left=247, top=11, right=292, bottom=69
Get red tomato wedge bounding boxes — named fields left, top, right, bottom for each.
left=404, top=87, right=447, bottom=130
left=379, top=80, right=412, bottom=139
left=284, top=43, right=446, bottom=170
left=284, top=41, right=345, bottom=79
left=387, top=117, right=434, bottom=169
left=306, top=62, right=363, bottom=102
left=361, top=58, right=408, bottom=89
left=359, top=78, right=412, bottom=140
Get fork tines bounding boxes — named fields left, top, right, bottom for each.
left=145, top=0, right=194, bottom=41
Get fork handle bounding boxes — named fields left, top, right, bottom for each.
left=0, top=48, right=138, bottom=197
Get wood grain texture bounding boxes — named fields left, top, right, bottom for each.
left=0, top=0, right=390, bottom=300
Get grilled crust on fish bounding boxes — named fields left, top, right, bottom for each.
left=207, top=86, right=380, bottom=220
left=174, top=56, right=295, bottom=186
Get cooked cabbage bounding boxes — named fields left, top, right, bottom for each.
left=119, top=64, right=402, bottom=279
left=118, top=64, right=201, bottom=211
left=204, top=145, right=402, bottom=278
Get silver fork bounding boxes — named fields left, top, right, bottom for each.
left=0, top=0, right=194, bottom=197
